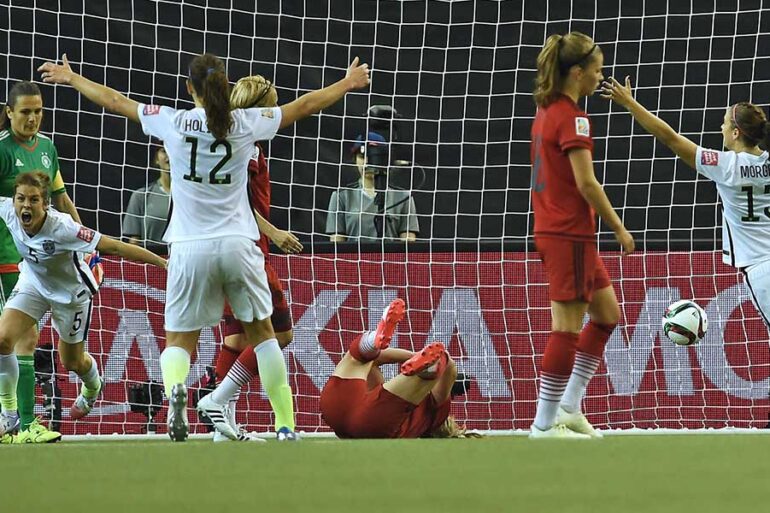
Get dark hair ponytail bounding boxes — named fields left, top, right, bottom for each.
left=731, top=102, right=770, bottom=150
left=188, top=53, right=232, bottom=140
left=0, top=81, right=42, bottom=130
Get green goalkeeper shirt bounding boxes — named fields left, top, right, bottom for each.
left=0, top=128, right=67, bottom=266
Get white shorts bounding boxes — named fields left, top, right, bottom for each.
left=743, top=260, right=770, bottom=327
left=6, top=278, right=92, bottom=344
left=165, top=236, right=273, bottom=332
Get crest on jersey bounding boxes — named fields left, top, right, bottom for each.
left=41, top=153, right=51, bottom=169
left=701, top=150, right=719, bottom=166
left=260, top=109, right=274, bottom=119
left=575, top=117, right=590, bottom=137
left=42, top=240, right=55, bottom=255
left=77, top=226, right=95, bottom=243
left=143, top=105, right=161, bottom=116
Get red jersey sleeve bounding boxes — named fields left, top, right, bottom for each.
left=557, top=110, right=593, bottom=153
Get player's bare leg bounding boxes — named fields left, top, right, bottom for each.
left=59, top=341, right=103, bottom=420
left=162, top=330, right=199, bottom=442
left=384, top=342, right=449, bottom=405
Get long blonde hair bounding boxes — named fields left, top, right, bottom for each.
left=533, top=31, right=598, bottom=107
left=427, top=416, right=483, bottom=439
left=230, top=75, right=278, bottom=109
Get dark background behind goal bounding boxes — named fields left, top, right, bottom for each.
left=2, top=0, right=769, bottom=250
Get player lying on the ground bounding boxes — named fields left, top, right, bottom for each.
left=319, top=298, right=474, bottom=439
left=200, top=74, right=302, bottom=442
left=0, top=172, right=167, bottom=437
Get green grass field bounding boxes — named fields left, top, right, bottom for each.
left=3, top=435, right=769, bottom=513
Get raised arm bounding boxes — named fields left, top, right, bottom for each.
left=38, top=54, right=140, bottom=123
left=601, top=76, right=697, bottom=169
left=279, top=57, right=370, bottom=129
left=96, top=235, right=167, bottom=268
left=568, top=148, right=635, bottom=255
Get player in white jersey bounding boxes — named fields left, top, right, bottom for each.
left=0, top=173, right=166, bottom=436
left=602, top=77, right=770, bottom=324
left=39, top=52, right=370, bottom=441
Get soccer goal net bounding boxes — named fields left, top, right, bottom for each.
left=3, top=1, right=769, bottom=436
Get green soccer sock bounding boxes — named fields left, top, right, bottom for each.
left=159, top=346, right=190, bottom=398
left=0, top=353, right=19, bottom=412
left=254, top=339, right=295, bottom=431
left=17, top=355, right=35, bottom=430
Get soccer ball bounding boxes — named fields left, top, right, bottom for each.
left=661, top=300, right=708, bottom=346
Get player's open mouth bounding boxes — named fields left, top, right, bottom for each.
left=21, top=212, right=32, bottom=223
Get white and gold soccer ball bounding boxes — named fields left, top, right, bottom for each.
left=662, top=300, right=708, bottom=346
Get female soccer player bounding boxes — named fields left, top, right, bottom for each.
left=0, top=172, right=166, bottom=436
left=529, top=32, right=634, bottom=439
left=319, top=299, right=471, bottom=439
left=39, top=52, right=370, bottom=441
left=0, top=80, right=84, bottom=443
left=602, top=78, right=770, bottom=326
left=203, top=74, right=303, bottom=442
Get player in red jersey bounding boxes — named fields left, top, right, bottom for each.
left=320, top=298, right=473, bottom=439
left=529, top=32, right=634, bottom=439
left=200, top=75, right=303, bottom=442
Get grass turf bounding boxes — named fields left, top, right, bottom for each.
left=3, top=435, right=768, bottom=513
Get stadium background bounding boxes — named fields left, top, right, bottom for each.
left=2, top=0, right=770, bottom=434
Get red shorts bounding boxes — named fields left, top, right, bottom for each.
left=320, top=376, right=451, bottom=439
left=535, top=236, right=611, bottom=302
left=223, top=261, right=292, bottom=336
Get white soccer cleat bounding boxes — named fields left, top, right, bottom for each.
left=556, top=406, right=603, bottom=438
left=197, top=393, right=238, bottom=441
left=167, top=383, right=189, bottom=442
left=213, top=427, right=266, bottom=443
left=529, top=423, right=591, bottom=439
left=0, top=411, right=20, bottom=437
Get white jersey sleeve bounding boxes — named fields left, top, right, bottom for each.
left=137, top=104, right=177, bottom=140
left=695, top=146, right=737, bottom=185
left=52, top=216, right=102, bottom=254
left=241, top=107, right=282, bottom=142
left=0, top=197, right=15, bottom=225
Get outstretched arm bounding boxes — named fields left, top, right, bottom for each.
left=601, top=76, right=697, bottom=169
left=254, top=210, right=303, bottom=254
left=96, top=235, right=167, bottom=268
left=279, top=57, right=370, bottom=129
left=39, top=54, right=140, bottom=123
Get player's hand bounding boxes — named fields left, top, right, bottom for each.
left=600, top=76, right=634, bottom=108
left=271, top=229, right=303, bottom=254
left=38, top=54, right=76, bottom=85
left=615, top=227, right=635, bottom=256
left=345, top=57, right=371, bottom=90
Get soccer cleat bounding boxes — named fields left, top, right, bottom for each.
left=196, top=393, right=238, bottom=441
left=167, top=384, right=189, bottom=442
left=276, top=426, right=300, bottom=441
left=0, top=411, right=20, bottom=437
left=70, top=377, right=104, bottom=420
left=15, top=417, right=62, bottom=443
left=213, top=427, right=266, bottom=443
left=529, top=423, right=591, bottom=439
left=556, top=407, right=603, bottom=439
left=373, top=298, right=406, bottom=350
left=0, top=433, right=15, bottom=444
left=400, top=342, right=448, bottom=378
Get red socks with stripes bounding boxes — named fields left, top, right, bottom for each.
left=561, top=321, right=616, bottom=414
left=533, top=331, right=578, bottom=430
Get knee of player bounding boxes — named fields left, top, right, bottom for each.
left=58, top=350, right=82, bottom=372
left=0, top=330, right=13, bottom=353
left=276, top=330, right=293, bottom=349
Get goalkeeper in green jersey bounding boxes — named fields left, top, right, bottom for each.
left=0, top=81, right=82, bottom=443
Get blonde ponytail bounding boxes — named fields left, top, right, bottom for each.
left=533, top=31, right=598, bottom=107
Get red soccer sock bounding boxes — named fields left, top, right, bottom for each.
left=215, top=345, right=242, bottom=383
left=533, top=331, right=579, bottom=430
left=349, top=333, right=378, bottom=363
left=235, top=343, right=259, bottom=377
left=577, top=321, right=616, bottom=357
left=561, top=321, right=616, bottom=413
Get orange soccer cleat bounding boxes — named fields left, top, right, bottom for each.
left=401, top=342, right=448, bottom=379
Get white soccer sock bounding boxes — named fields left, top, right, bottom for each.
left=357, top=331, right=377, bottom=357
left=533, top=372, right=570, bottom=431
left=560, top=352, right=602, bottom=414
left=80, top=353, right=101, bottom=398
left=211, top=360, right=254, bottom=405
left=0, top=353, right=19, bottom=412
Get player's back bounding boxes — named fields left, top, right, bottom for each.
left=530, top=95, right=596, bottom=241
left=696, top=147, right=770, bottom=267
left=137, top=104, right=282, bottom=243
